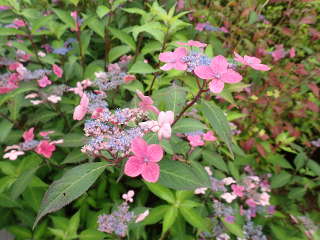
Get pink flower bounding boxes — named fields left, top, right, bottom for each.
left=136, top=90, right=159, bottom=114
left=234, top=52, right=271, bottom=71
left=194, top=55, right=243, bottom=93
left=108, top=63, right=121, bottom=73
left=157, top=111, right=174, bottom=140
left=13, top=19, right=26, bottom=27
left=23, top=128, right=34, bottom=142
left=47, top=95, right=61, bottom=103
left=135, top=209, right=149, bottom=223
left=195, top=23, right=206, bottom=31
left=37, top=75, right=52, bottom=88
left=271, top=45, right=286, bottom=62
left=289, top=47, right=295, bottom=58
left=124, top=137, right=163, bottom=182
left=69, top=82, right=84, bottom=96
left=52, top=64, right=63, bottom=78
left=159, top=47, right=187, bottom=71
left=246, top=198, right=257, bottom=207
left=123, top=74, right=136, bottom=83
left=176, top=40, right=207, bottom=48
left=35, top=140, right=56, bottom=158
left=177, top=0, right=184, bottom=10
left=258, top=192, right=270, bottom=206
left=231, top=184, right=245, bottom=197
left=194, top=187, right=207, bottom=194
left=122, top=190, right=135, bottom=202
left=203, top=131, right=217, bottom=141
left=25, top=93, right=38, bottom=99
left=39, top=131, right=54, bottom=137
left=222, top=177, right=236, bottom=185
left=73, top=93, right=89, bottom=120
left=187, top=135, right=204, bottom=147
left=204, top=166, right=212, bottom=176
left=31, top=100, right=43, bottom=105
left=3, top=150, right=25, bottom=160
left=221, top=192, right=237, bottom=203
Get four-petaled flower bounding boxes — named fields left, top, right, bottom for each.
left=37, top=75, right=52, bottom=88
left=23, top=127, right=34, bottom=142
left=73, top=93, right=89, bottom=120
left=52, top=64, right=63, bottom=78
left=35, top=140, right=56, bottom=158
left=159, top=47, right=187, bottom=71
left=124, top=137, right=163, bottom=182
left=157, top=111, right=174, bottom=140
left=194, top=55, right=243, bottom=93
left=136, top=90, right=159, bottom=114
left=234, top=52, right=270, bottom=71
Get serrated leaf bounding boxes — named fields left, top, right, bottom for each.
left=96, top=5, right=110, bottom=19
left=0, top=27, right=25, bottom=36
left=62, top=149, right=87, bottom=164
left=143, top=205, right=169, bottom=225
left=108, top=45, right=131, bottom=62
left=179, top=207, right=209, bottom=231
left=162, top=206, right=178, bottom=235
left=222, top=219, right=244, bottom=238
left=52, top=8, right=75, bottom=29
left=199, top=100, right=233, bottom=157
left=172, top=118, right=207, bottom=133
left=108, top=26, right=136, bottom=50
left=145, top=182, right=175, bottom=203
left=158, top=159, right=211, bottom=190
left=33, top=162, right=107, bottom=228
left=202, top=150, right=229, bottom=173
left=79, top=229, right=105, bottom=240
left=271, top=171, right=292, bottom=188
left=129, top=61, right=156, bottom=74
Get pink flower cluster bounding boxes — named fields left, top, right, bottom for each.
left=3, top=128, right=63, bottom=160
left=187, top=131, right=217, bottom=147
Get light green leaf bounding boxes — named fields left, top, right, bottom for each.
left=96, top=5, right=110, bottom=19
left=87, top=16, right=104, bottom=38
left=61, top=133, right=86, bottom=147
left=108, top=26, right=136, bottom=50
left=179, top=207, right=209, bottom=231
left=129, top=61, right=156, bottom=74
left=108, top=45, right=131, bottom=62
left=0, top=27, right=25, bottom=36
left=0, top=119, right=13, bottom=143
left=222, top=219, right=244, bottom=238
left=52, top=8, right=75, bottom=28
left=79, top=229, right=105, bottom=240
left=172, top=118, right=207, bottom=133
left=143, top=205, right=169, bottom=225
left=62, top=149, right=87, bottom=164
left=145, top=182, right=175, bottom=204
left=158, top=159, right=211, bottom=190
left=162, top=206, right=178, bottom=235
left=202, top=150, right=228, bottom=173
left=132, top=22, right=164, bottom=43
left=199, top=100, right=233, bottom=157
left=33, top=162, right=107, bottom=228
left=271, top=171, right=292, bottom=188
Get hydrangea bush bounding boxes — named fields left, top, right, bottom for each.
left=0, top=0, right=319, bottom=239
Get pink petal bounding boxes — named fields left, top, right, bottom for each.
left=244, top=56, right=261, bottom=64
left=147, top=144, right=163, bottom=162
left=209, top=79, right=225, bottom=93
left=194, top=65, right=215, bottom=80
left=73, top=105, right=87, bottom=120
left=174, top=61, right=187, bottom=71
left=158, top=123, right=172, bottom=140
left=221, top=70, right=243, bottom=83
left=250, top=63, right=271, bottom=71
left=174, top=47, right=187, bottom=58
left=159, top=52, right=176, bottom=63
left=124, top=156, right=144, bottom=177
left=210, top=55, right=228, bottom=73
left=160, top=63, right=173, bottom=71
left=141, top=162, right=160, bottom=182
left=131, top=137, right=148, bottom=157
left=233, top=52, right=245, bottom=64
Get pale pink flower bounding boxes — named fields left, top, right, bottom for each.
left=4, top=150, right=25, bottom=160
left=271, top=45, right=286, bottom=62
left=258, top=192, right=270, bottom=206
left=71, top=11, right=78, bottom=20
left=52, top=64, right=63, bottom=78
left=194, top=187, right=207, bottom=194
left=13, top=19, right=26, bottom=27
left=289, top=47, right=295, bottom=58
left=51, top=139, right=64, bottom=145
left=136, top=90, right=159, bottom=114
left=8, top=62, right=22, bottom=71
left=177, top=0, right=184, bottom=10
left=194, top=55, right=243, bottom=93
left=203, top=131, right=217, bottom=141
left=246, top=198, right=256, bottom=207
left=39, top=131, right=55, bottom=137
left=234, top=52, right=270, bottom=71
left=73, top=93, right=89, bottom=120
left=204, top=166, right=212, bottom=176
left=4, top=145, right=21, bottom=152
left=231, top=184, right=245, bottom=197
left=81, top=79, right=92, bottom=88
left=139, top=120, right=160, bottom=132
left=25, top=93, right=38, bottom=99
left=195, top=23, right=206, bottom=31
left=157, top=111, right=174, bottom=140
left=35, top=140, right=56, bottom=158
left=69, top=82, right=84, bottom=96
left=221, top=192, right=237, bottom=203
left=222, top=177, right=236, bottom=185
left=135, top=209, right=149, bottom=223
left=47, top=95, right=61, bottom=103
left=23, top=128, right=34, bottom=142
left=159, top=47, right=187, bottom=71
left=37, top=75, right=52, bottom=88
left=108, top=63, right=121, bottom=72
left=122, top=190, right=135, bottom=202
left=123, top=74, right=136, bottom=83
left=31, top=100, right=43, bottom=105
left=187, top=135, right=204, bottom=147
left=124, top=137, right=163, bottom=183
left=38, top=51, right=46, bottom=57
left=176, top=40, right=207, bottom=48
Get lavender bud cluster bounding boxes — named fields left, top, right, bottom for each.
left=181, top=51, right=211, bottom=72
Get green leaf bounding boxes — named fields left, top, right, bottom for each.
left=143, top=205, right=169, bottom=225
left=108, top=26, right=136, bottom=50
left=158, top=159, right=211, bottom=190
left=173, top=118, right=207, bottom=133
left=132, top=22, right=164, bottom=43
left=52, top=8, right=75, bottom=28
left=0, top=27, right=25, bottom=36
left=87, top=16, right=104, bottom=38
left=222, top=219, right=244, bottom=238
left=307, top=159, right=320, bottom=176
left=62, top=149, right=87, bottom=164
left=33, top=162, right=107, bottom=228
left=96, top=5, right=110, bottom=19
left=11, top=166, right=39, bottom=200
left=198, top=100, right=233, bottom=157
left=294, top=152, right=307, bottom=170
left=61, top=133, right=86, bottom=147
left=9, top=94, right=23, bottom=121
left=129, top=61, right=156, bottom=74
left=108, top=45, right=131, bottom=62
left=0, top=194, right=20, bottom=208
left=288, top=187, right=306, bottom=199
left=162, top=206, right=178, bottom=235
left=0, top=119, right=13, bottom=143
left=179, top=207, right=209, bottom=231
left=66, top=211, right=80, bottom=238
left=8, top=226, right=32, bottom=239
left=79, top=229, right=105, bottom=240
left=122, top=7, right=146, bottom=16
left=152, top=85, right=187, bottom=114
left=271, top=171, right=292, bottom=188
left=266, top=154, right=293, bottom=169
left=145, top=182, right=175, bottom=204
left=202, top=150, right=228, bottom=173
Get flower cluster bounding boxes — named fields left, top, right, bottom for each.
left=159, top=41, right=270, bottom=94
left=25, top=84, right=68, bottom=105
left=185, top=130, right=217, bottom=147
left=3, top=128, right=63, bottom=160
